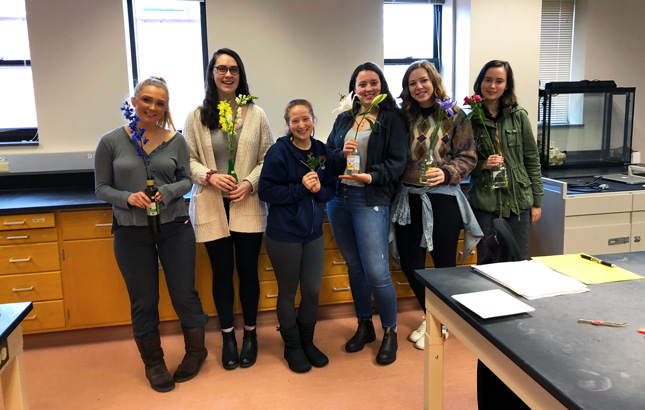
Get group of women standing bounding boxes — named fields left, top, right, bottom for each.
left=95, top=47, right=543, bottom=390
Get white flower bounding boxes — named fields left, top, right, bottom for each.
left=332, top=91, right=355, bottom=114
left=236, top=117, right=243, bottom=125
left=236, top=107, right=242, bottom=118
left=227, top=114, right=233, bottom=122
left=235, top=95, right=242, bottom=105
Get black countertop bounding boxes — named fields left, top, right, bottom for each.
left=0, top=186, right=105, bottom=215
left=416, top=252, right=645, bottom=410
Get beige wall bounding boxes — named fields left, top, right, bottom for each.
left=573, top=0, right=645, bottom=154
left=205, top=0, right=383, bottom=142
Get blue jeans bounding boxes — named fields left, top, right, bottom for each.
left=327, top=185, right=397, bottom=328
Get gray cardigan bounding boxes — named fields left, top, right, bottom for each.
left=94, top=126, right=192, bottom=226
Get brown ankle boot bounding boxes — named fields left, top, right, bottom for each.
left=134, top=329, right=175, bottom=392
left=173, top=325, right=208, bottom=382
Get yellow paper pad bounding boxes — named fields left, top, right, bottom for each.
left=532, top=254, right=644, bottom=284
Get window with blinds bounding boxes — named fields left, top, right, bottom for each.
left=539, top=0, right=574, bottom=124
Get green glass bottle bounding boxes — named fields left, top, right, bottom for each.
left=144, top=179, right=161, bottom=233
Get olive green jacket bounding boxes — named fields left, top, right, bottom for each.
left=467, top=105, right=543, bottom=217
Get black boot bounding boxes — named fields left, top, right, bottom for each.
left=239, top=328, right=258, bottom=368
left=345, top=318, right=376, bottom=352
left=134, top=329, right=175, bottom=392
left=173, top=325, right=208, bottom=383
left=298, top=320, right=328, bottom=368
left=376, top=326, right=398, bottom=365
left=221, top=330, right=239, bottom=370
left=279, top=325, right=311, bottom=373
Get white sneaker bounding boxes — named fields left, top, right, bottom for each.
left=408, top=317, right=426, bottom=343
left=414, top=334, right=425, bottom=349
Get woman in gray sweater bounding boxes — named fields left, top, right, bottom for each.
left=95, top=77, right=209, bottom=393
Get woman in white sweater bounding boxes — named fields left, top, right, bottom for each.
left=184, top=48, right=273, bottom=370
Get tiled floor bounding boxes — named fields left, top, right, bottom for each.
left=8, top=299, right=477, bottom=409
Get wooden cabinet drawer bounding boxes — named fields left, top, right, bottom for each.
left=0, top=271, right=63, bottom=302
left=323, top=249, right=348, bottom=276
left=0, top=213, right=55, bottom=231
left=323, top=223, right=337, bottom=249
left=257, top=281, right=302, bottom=311
left=0, top=227, right=58, bottom=245
left=22, top=300, right=66, bottom=333
left=258, top=254, right=275, bottom=282
left=0, top=242, right=60, bottom=275
left=60, top=210, right=113, bottom=240
left=319, top=275, right=353, bottom=304
left=391, top=271, right=415, bottom=298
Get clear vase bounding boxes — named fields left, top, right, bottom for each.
left=418, top=152, right=437, bottom=185
left=346, top=148, right=360, bottom=176
left=491, top=163, right=508, bottom=189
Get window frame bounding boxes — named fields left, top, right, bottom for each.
left=383, top=1, right=443, bottom=72
left=125, top=0, right=209, bottom=131
left=0, top=4, right=39, bottom=146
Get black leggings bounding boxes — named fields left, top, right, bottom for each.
left=113, top=220, right=209, bottom=338
left=265, top=236, right=325, bottom=329
left=395, top=193, right=463, bottom=311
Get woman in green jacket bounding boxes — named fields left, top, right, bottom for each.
left=467, top=60, right=543, bottom=262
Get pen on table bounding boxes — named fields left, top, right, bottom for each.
left=580, top=253, right=616, bottom=268
left=578, top=319, right=627, bottom=327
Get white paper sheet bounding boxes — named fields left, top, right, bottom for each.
left=452, top=289, right=535, bottom=319
left=472, top=260, right=589, bottom=300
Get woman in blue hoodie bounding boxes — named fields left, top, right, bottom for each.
left=258, top=99, right=336, bottom=373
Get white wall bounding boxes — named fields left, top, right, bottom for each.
left=454, top=0, right=542, bottom=137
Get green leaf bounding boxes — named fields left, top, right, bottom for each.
left=365, top=118, right=375, bottom=130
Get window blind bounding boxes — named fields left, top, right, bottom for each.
left=539, top=0, right=574, bottom=124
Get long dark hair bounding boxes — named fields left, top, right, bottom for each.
left=348, top=62, right=399, bottom=115
left=200, top=48, right=253, bottom=130
left=399, top=60, right=447, bottom=121
left=473, top=60, right=518, bottom=108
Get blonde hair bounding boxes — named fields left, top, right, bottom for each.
left=134, top=76, right=176, bottom=130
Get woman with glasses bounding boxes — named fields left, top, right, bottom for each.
left=326, top=62, right=407, bottom=365
left=184, top=48, right=273, bottom=370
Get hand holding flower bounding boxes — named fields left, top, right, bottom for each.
left=343, top=139, right=358, bottom=158
left=483, top=155, right=505, bottom=170
left=228, top=180, right=253, bottom=203
left=209, top=173, right=239, bottom=193
left=302, top=171, right=321, bottom=193
left=424, top=167, right=445, bottom=187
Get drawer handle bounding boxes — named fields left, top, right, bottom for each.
left=396, top=281, right=410, bottom=286
left=12, top=286, right=35, bottom=292
left=458, top=250, right=476, bottom=256
left=3, top=221, right=26, bottom=226
left=265, top=294, right=278, bottom=299
left=95, top=223, right=112, bottom=227
left=7, top=235, right=29, bottom=240
left=23, top=315, right=37, bottom=321
left=332, top=261, right=347, bottom=266
left=9, top=258, right=32, bottom=263
left=264, top=267, right=274, bottom=271
left=333, top=287, right=350, bottom=292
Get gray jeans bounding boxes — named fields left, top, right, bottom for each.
left=265, top=235, right=324, bottom=328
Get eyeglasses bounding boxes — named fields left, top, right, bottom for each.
left=214, top=65, right=240, bottom=76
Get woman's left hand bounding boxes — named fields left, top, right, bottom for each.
left=302, top=171, right=321, bottom=193
left=530, top=207, right=542, bottom=225
left=154, top=191, right=163, bottom=203
left=424, top=167, right=445, bottom=186
left=229, top=180, right=253, bottom=203
left=338, top=173, right=372, bottom=184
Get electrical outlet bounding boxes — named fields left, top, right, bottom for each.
left=0, top=162, right=9, bottom=173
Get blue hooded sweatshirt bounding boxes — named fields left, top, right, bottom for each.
left=259, top=134, right=337, bottom=243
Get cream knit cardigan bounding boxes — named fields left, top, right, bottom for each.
left=184, top=104, right=273, bottom=242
